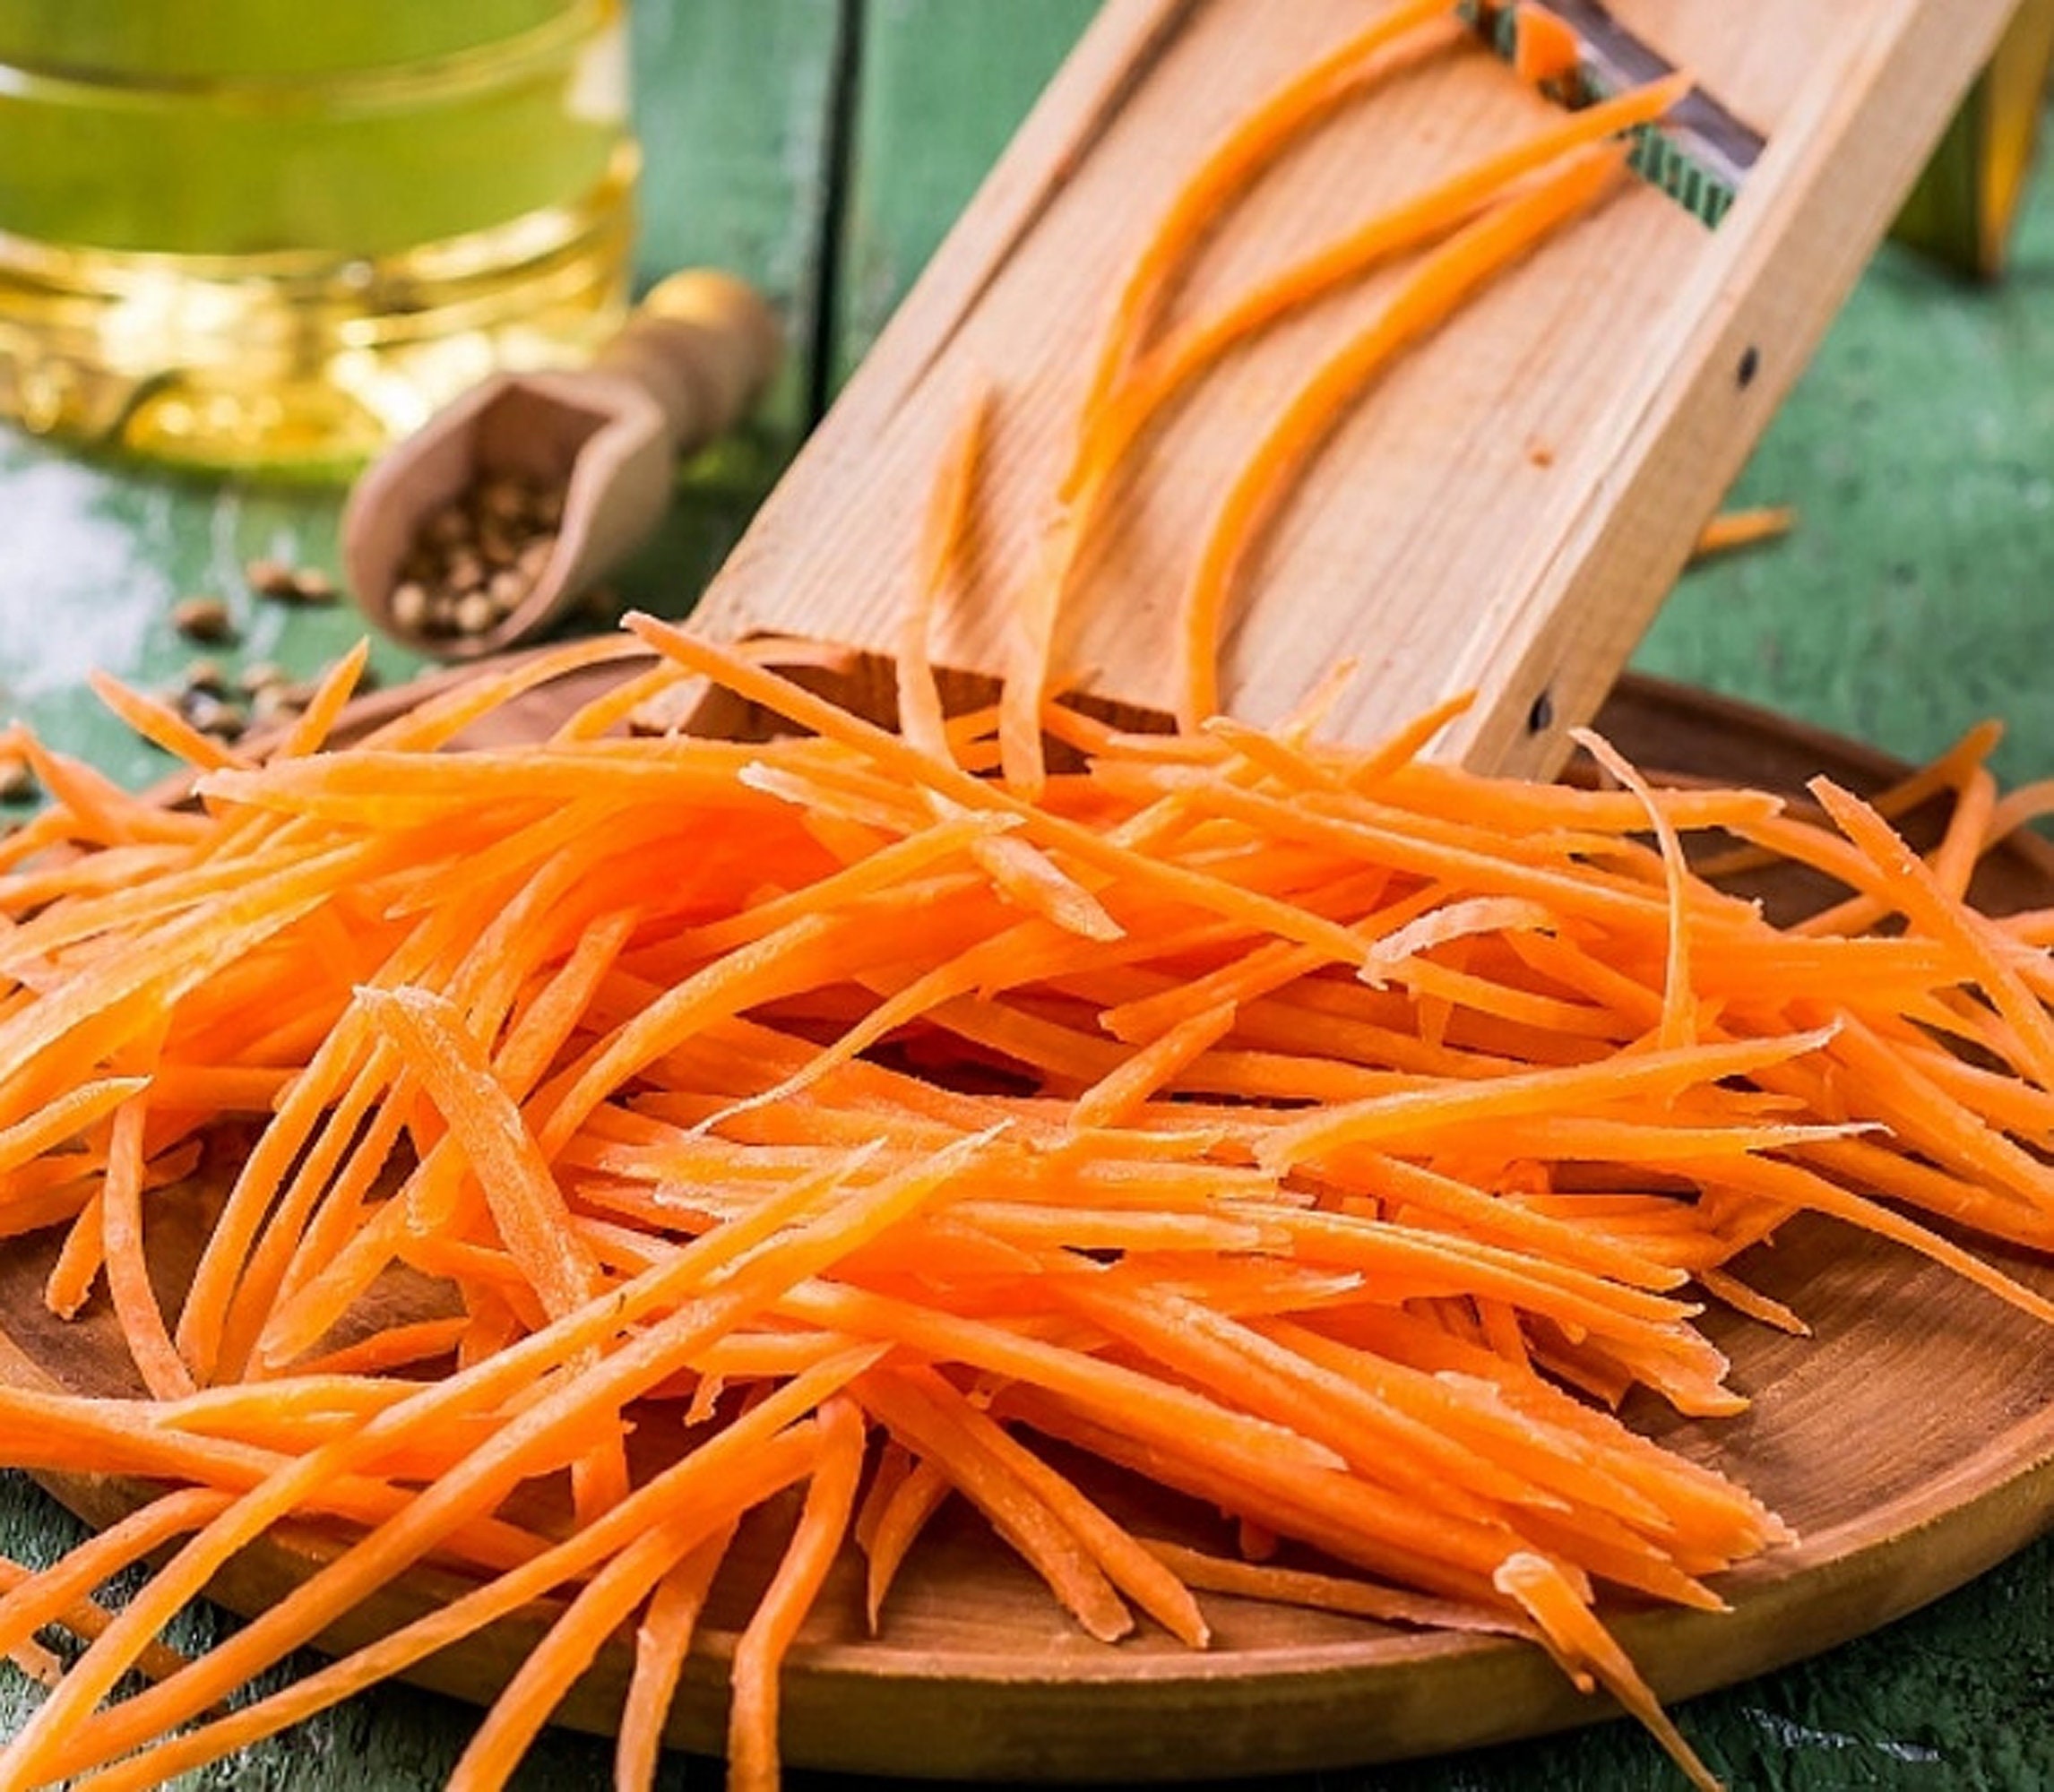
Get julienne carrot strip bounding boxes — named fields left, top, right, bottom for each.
left=1572, top=728, right=1696, bottom=1051
left=360, top=986, right=604, bottom=1326
left=612, top=1521, right=736, bottom=1792
left=898, top=373, right=990, bottom=765
left=1494, top=1553, right=1722, bottom=1792
left=1687, top=504, right=1795, bottom=562
left=1137, top=1534, right=1526, bottom=1639
left=0, top=1078, right=143, bottom=1179
left=1511, top=0, right=1583, bottom=86
left=725, top=1396, right=868, bottom=1792
left=859, top=1453, right=953, bottom=1633
left=85, top=669, right=251, bottom=778
left=98, top=1093, right=194, bottom=1400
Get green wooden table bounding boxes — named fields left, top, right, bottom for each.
left=4, top=4, right=2054, bottom=1787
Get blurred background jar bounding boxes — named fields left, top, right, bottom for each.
left=0, top=0, right=637, bottom=476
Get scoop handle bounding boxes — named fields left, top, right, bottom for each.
left=592, top=269, right=785, bottom=452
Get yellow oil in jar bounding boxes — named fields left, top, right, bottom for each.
left=0, top=1, right=636, bottom=475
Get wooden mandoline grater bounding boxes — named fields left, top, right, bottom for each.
left=683, top=0, right=2025, bottom=779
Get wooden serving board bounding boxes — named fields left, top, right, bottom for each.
left=4, top=662, right=2053, bottom=1779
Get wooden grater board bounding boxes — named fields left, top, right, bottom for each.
left=692, top=0, right=2015, bottom=777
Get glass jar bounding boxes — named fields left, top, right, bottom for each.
left=0, top=0, right=637, bottom=474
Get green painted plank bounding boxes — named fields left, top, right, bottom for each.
left=831, top=0, right=1101, bottom=387
left=633, top=0, right=849, bottom=464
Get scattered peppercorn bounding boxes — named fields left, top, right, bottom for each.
left=246, top=557, right=340, bottom=607
left=0, top=752, right=36, bottom=806
left=171, top=594, right=236, bottom=645
left=245, top=558, right=298, bottom=599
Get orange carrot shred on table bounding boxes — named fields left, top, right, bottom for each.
left=1688, top=504, right=1797, bottom=562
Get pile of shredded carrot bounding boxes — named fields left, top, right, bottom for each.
left=2, top=7, right=2050, bottom=1792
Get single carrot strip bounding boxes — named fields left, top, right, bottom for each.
left=86, top=668, right=250, bottom=775
left=1513, top=1, right=1584, bottom=84
left=861, top=1455, right=953, bottom=1633
left=1689, top=504, right=1795, bottom=561
left=0, top=1076, right=142, bottom=1176
left=1573, top=728, right=1697, bottom=1051
left=100, top=1095, right=196, bottom=1400
left=1698, top=1268, right=1808, bottom=1336
left=1257, top=1030, right=1832, bottom=1172
left=1071, top=999, right=1238, bottom=1130
left=272, top=638, right=373, bottom=759
left=899, top=373, right=991, bottom=763
left=290, top=1318, right=470, bottom=1379
left=726, top=1395, right=870, bottom=1792
left=1361, top=895, right=1558, bottom=987
left=359, top=985, right=604, bottom=1324
left=1494, top=1551, right=1722, bottom=1792
left=42, top=1188, right=106, bottom=1319
left=1141, top=1535, right=1523, bottom=1639
left=612, top=1521, right=736, bottom=1792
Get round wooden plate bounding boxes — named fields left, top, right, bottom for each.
left=3, top=666, right=2053, bottom=1780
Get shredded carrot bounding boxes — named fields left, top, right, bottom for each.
left=1176, top=142, right=1628, bottom=728
left=4, top=16, right=2054, bottom=1792
left=1689, top=504, right=1796, bottom=561
left=725, top=1396, right=868, bottom=1792
left=1512, top=2, right=1584, bottom=88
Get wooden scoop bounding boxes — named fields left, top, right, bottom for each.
left=341, top=269, right=782, bottom=660
left=670, top=0, right=2014, bottom=780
